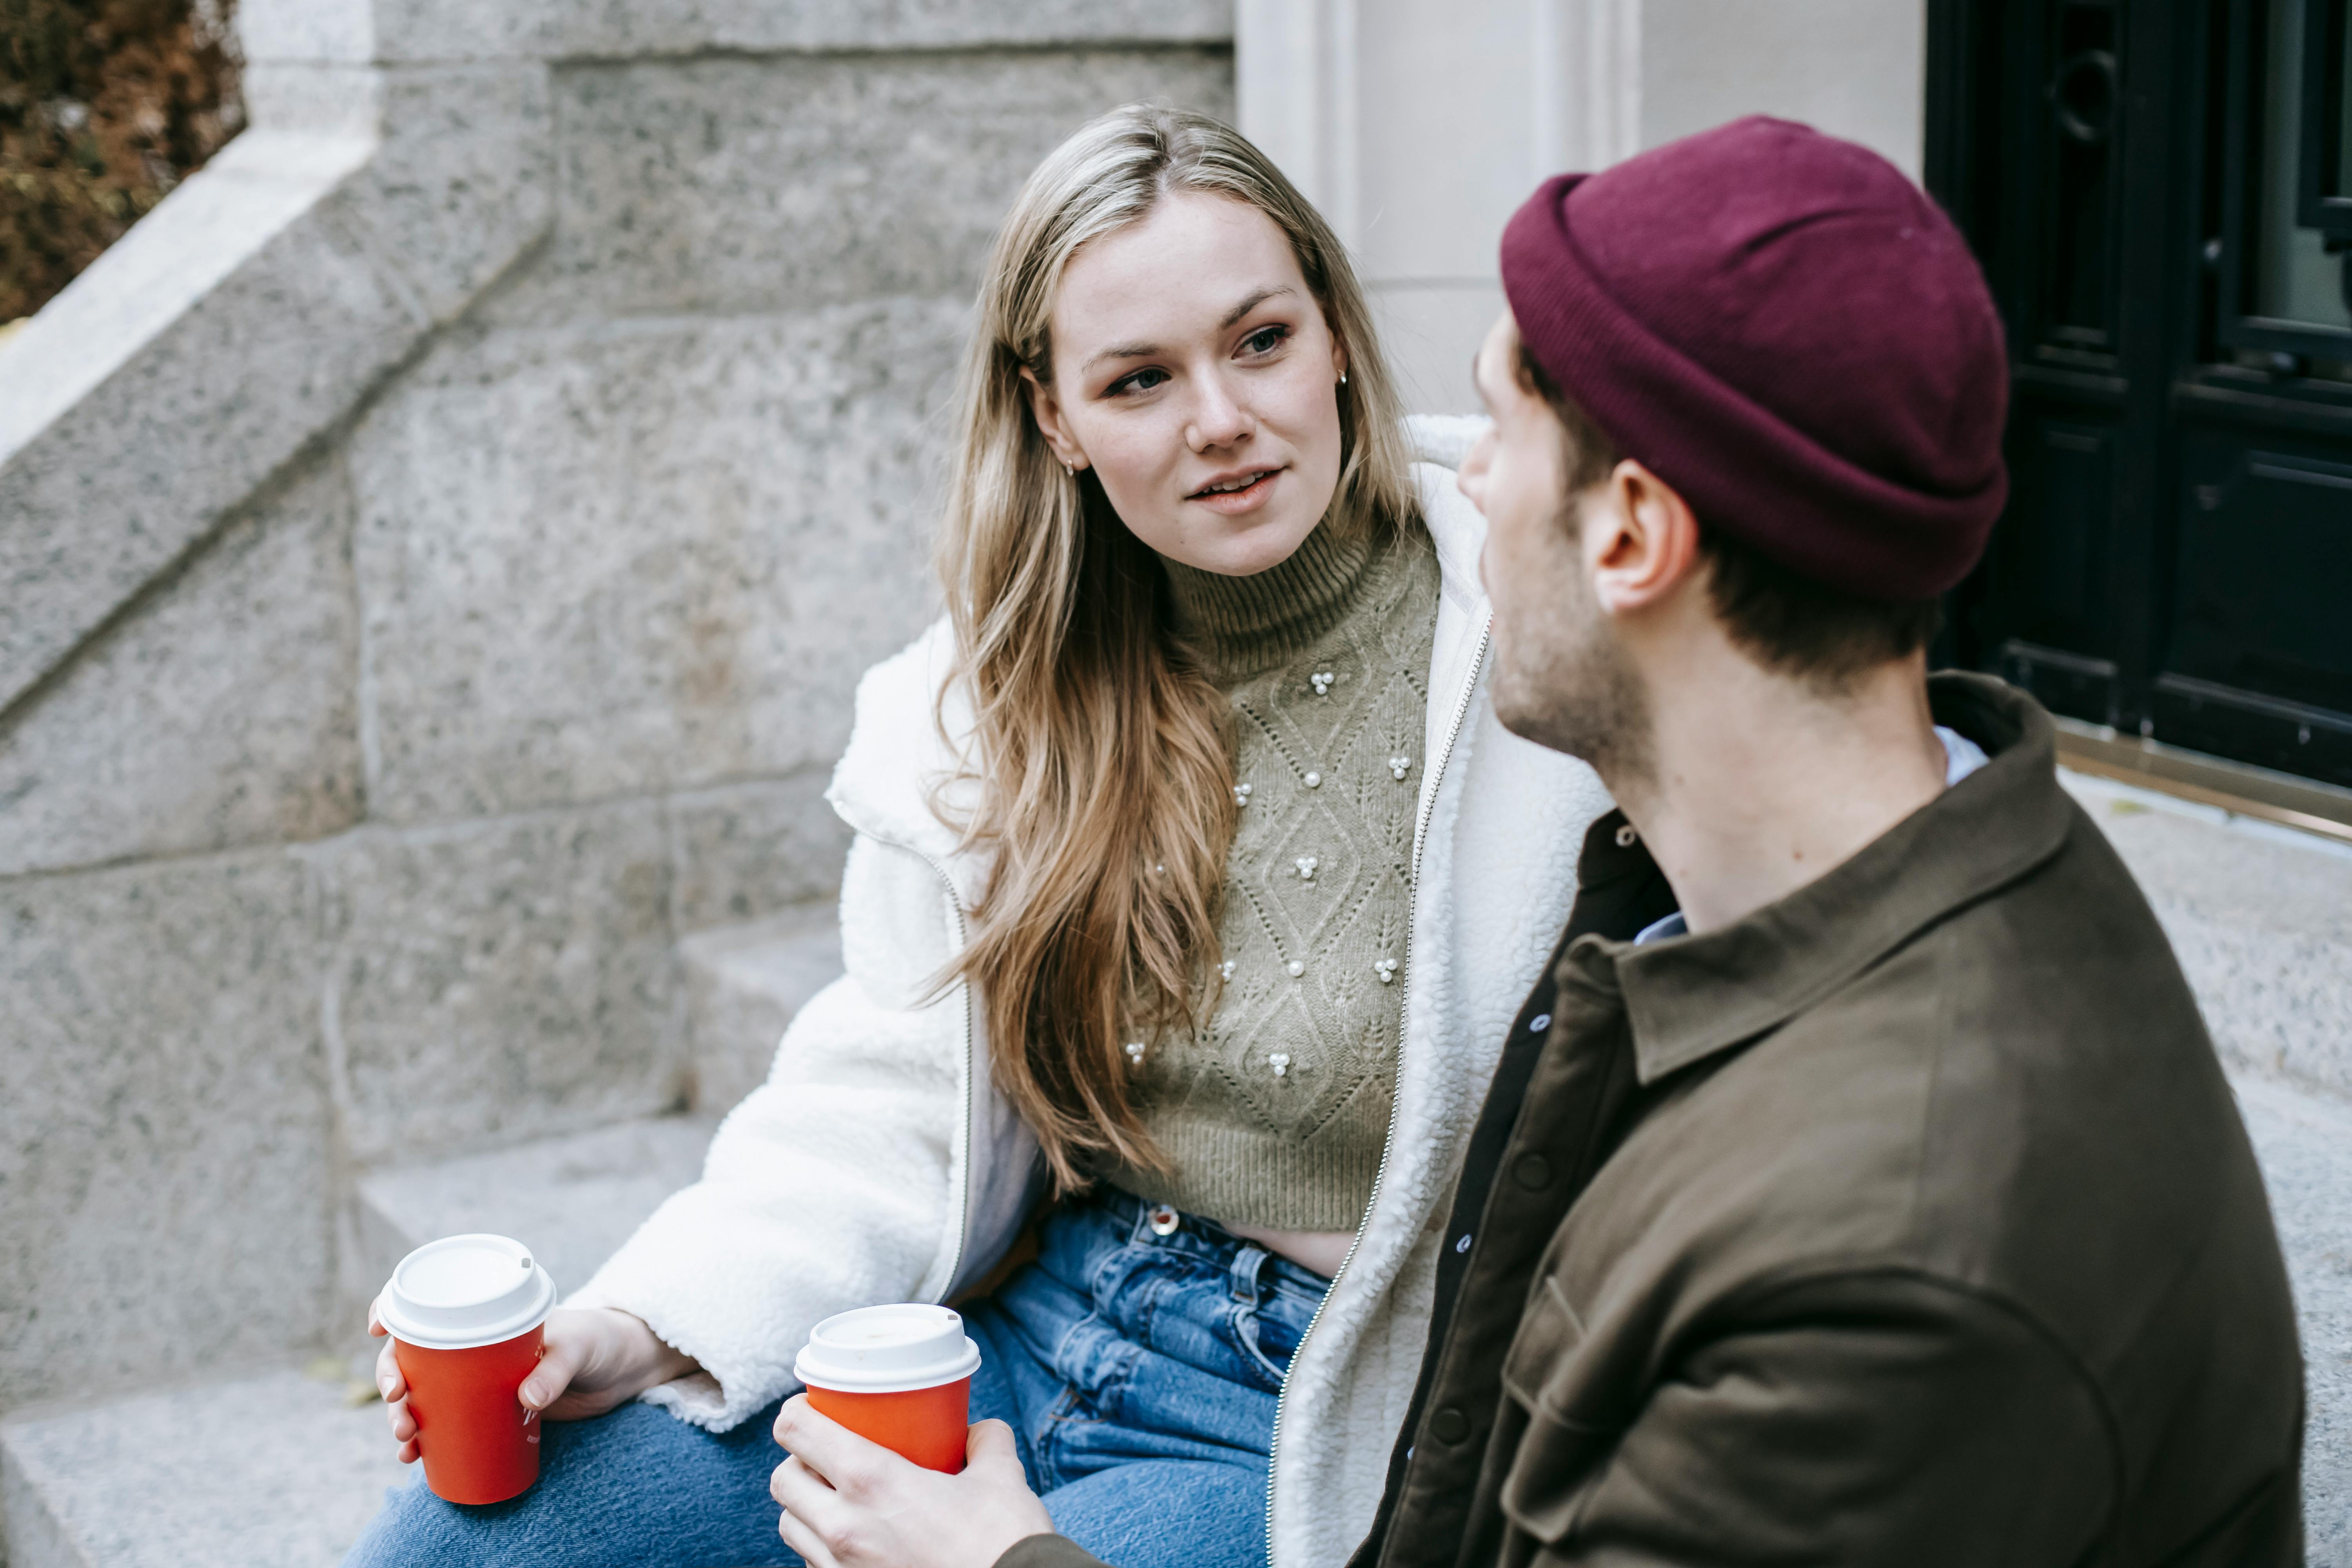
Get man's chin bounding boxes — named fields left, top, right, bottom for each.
left=1492, top=682, right=1595, bottom=762
left=1492, top=666, right=1644, bottom=780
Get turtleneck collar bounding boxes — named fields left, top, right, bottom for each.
left=1161, top=518, right=1381, bottom=682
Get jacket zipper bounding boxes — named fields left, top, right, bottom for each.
left=858, top=831, right=978, bottom=1306
left=1262, top=613, right=1494, bottom=1565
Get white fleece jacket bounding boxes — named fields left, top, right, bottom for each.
left=569, top=416, right=1613, bottom=1568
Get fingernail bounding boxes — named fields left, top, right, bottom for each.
left=519, top=1379, right=542, bottom=1407
left=378, top=1376, right=395, bottom=1399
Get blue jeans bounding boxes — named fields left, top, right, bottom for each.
left=343, top=1187, right=1330, bottom=1567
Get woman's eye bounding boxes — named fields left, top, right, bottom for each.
left=1243, top=325, right=1289, bottom=356
left=1109, top=367, right=1169, bottom=396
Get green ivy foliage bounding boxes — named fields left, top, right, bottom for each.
left=0, top=0, right=242, bottom=323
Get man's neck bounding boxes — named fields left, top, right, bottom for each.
left=1608, top=644, right=1947, bottom=936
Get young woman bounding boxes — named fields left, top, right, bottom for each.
left=347, top=105, right=1608, bottom=1568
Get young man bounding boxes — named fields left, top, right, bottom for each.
left=1349, top=115, right=2307, bottom=1566
left=762, top=118, right=2305, bottom=1568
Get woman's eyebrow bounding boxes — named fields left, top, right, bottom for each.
left=1220, top=285, right=1294, bottom=327
left=1080, top=286, right=1300, bottom=375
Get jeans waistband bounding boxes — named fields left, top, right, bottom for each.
left=1079, top=1185, right=1337, bottom=1296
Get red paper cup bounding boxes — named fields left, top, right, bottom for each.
left=794, top=1305, right=982, bottom=1474
left=377, top=1234, right=559, bottom=1505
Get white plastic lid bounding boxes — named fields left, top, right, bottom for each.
left=377, top=1233, right=558, bottom=1351
left=793, top=1304, right=982, bottom=1394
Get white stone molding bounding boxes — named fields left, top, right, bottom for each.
left=1530, top=0, right=1643, bottom=176
left=1238, top=0, right=1643, bottom=413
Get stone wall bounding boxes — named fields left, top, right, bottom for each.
left=0, top=0, right=1232, bottom=1412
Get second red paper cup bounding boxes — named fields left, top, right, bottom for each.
left=378, top=1233, right=559, bottom=1505
left=794, top=1304, right=982, bottom=1473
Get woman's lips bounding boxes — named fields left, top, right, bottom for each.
left=1188, top=468, right=1282, bottom=515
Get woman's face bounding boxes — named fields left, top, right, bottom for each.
left=1026, top=191, right=1349, bottom=577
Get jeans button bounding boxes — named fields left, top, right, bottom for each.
left=1148, top=1204, right=1181, bottom=1237
left=1430, top=1406, right=1470, bottom=1444
left=1514, top=1154, right=1554, bottom=1191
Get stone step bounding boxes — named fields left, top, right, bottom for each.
left=332, top=907, right=842, bottom=1324
left=5, top=1066, right=2343, bottom=1568
left=343, top=1113, right=719, bottom=1329
left=2058, top=766, right=2352, bottom=1105
left=678, top=902, right=844, bottom=1118
left=2233, top=1072, right=2352, bottom=1559
left=0, top=1364, right=407, bottom=1568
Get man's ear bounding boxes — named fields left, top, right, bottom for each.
left=1020, top=367, right=1088, bottom=472
left=1589, top=459, right=1702, bottom=615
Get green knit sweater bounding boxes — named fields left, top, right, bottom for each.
left=1103, top=518, right=1440, bottom=1231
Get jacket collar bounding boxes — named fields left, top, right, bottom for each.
left=1571, top=673, right=2073, bottom=1086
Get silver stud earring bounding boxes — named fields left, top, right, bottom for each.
left=1338, top=372, right=1348, bottom=386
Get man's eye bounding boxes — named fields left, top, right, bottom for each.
left=1110, top=367, right=1169, bottom=396
left=1244, top=326, right=1288, bottom=356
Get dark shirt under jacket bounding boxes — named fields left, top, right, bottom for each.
left=1000, top=673, right=2305, bottom=1568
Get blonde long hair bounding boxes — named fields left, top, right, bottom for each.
left=936, top=104, right=1417, bottom=1193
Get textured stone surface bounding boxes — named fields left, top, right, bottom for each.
left=239, top=0, right=1232, bottom=67
left=2059, top=771, right=2352, bottom=1102
left=678, top=904, right=844, bottom=1116
left=349, top=1115, right=717, bottom=1315
left=668, top=772, right=851, bottom=931
left=2231, top=1073, right=2352, bottom=1558
left=0, top=128, right=385, bottom=717
left=497, top=48, right=1235, bottom=322
left=0, top=452, right=362, bottom=879
left=0, top=853, right=331, bottom=1411
left=309, top=802, right=682, bottom=1168
left=0, top=1366, right=408, bottom=1568
left=0, top=65, right=552, bottom=719
left=349, top=300, right=960, bottom=823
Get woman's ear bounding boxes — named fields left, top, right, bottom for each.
left=1020, top=367, right=1089, bottom=472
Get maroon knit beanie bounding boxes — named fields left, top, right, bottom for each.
left=1499, top=116, right=2008, bottom=601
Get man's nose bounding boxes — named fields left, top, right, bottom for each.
left=1458, top=437, right=1492, bottom=512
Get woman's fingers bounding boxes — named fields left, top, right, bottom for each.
left=519, top=1330, right=585, bottom=1411
left=374, top=1336, right=404, bottom=1403
left=385, top=1393, right=417, bottom=1444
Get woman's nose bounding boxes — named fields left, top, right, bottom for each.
left=1186, top=374, right=1254, bottom=450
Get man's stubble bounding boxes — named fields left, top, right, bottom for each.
left=1490, top=492, right=1656, bottom=793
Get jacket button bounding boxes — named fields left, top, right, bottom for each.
left=1514, top=1154, right=1554, bottom=1190
left=1430, top=1406, right=1470, bottom=1444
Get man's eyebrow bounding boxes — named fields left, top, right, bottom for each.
left=1079, top=287, right=1299, bottom=376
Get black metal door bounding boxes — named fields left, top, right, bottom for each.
left=1930, top=0, right=2352, bottom=789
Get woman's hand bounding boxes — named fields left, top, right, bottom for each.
left=370, top=1302, right=699, bottom=1463
left=770, top=1396, right=1057, bottom=1568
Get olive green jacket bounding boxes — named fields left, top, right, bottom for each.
left=1003, top=675, right=2306, bottom=1568
left=1356, top=673, right=2303, bottom=1566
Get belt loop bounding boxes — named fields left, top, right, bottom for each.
left=1229, top=1243, right=1269, bottom=1306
